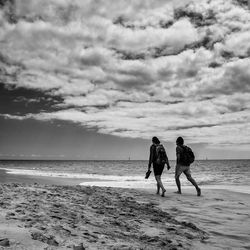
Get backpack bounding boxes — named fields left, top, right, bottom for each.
left=180, top=146, right=195, bottom=166
left=155, top=144, right=168, bottom=165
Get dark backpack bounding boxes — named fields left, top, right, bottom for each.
left=156, top=144, right=168, bottom=165
left=180, top=146, right=195, bottom=166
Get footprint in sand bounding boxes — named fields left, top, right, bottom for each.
left=73, top=243, right=85, bottom=250
left=0, top=238, right=10, bottom=247
left=214, top=207, right=222, bottom=210
left=214, top=198, right=224, bottom=201
left=171, top=207, right=178, bottom=212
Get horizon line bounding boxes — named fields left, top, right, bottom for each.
left=0, top=158, right=250, bottom=161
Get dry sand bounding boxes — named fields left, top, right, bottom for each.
left=0, top=183, right=250, bottom=250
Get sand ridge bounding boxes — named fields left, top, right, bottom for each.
left=0, top=183, right=207, bottom=250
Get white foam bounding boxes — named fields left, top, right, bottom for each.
left=0, top=167, right=143, bottom=181
left=79, top=180, right=157, bottom=189
left=2, top=167, right=250, bottom=194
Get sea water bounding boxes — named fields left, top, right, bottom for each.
left=0, top=160, right=250, bottom=193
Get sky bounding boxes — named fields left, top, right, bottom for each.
left=0, top=0, right=250, bottom=160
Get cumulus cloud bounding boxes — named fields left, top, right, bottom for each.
left=1, top=0, right=250, bottom=148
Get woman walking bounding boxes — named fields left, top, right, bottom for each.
left=147, top=136, right=171, bottom=197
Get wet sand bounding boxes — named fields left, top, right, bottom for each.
left=0, top=173, right=250, bottom=249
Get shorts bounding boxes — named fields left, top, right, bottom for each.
left=175, top=164, right=191, bottom=178
left=153, top=163, right=164, bottom=176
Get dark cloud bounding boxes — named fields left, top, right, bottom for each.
left=115, top=49, right=146, bottom=60
left=234, top=0, right=249, bottom=7
left=0, top=83, right=63, bottom=115
left=174, top=8, right=216, bottom=27
left=0, top=0, right=17, bottom=23
left=208, top=62, right=221, bottom=68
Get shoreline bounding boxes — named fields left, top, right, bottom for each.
left=1, top=168, right=250, bottom=195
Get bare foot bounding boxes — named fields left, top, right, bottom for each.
left=161, top=189, right=166, bottom=197
left=174, top=191, right=182, bottom=194
left=197, top=187, right=201, bottom=197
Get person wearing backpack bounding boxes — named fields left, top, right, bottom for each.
left=147, top=136, right=171, bottom=197
left=175, top=137, right=201, bottom=196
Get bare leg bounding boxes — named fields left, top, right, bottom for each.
left=175, top=175, right=182, bottom=194
left=156, top=183, right=160, bottom=194
left=155, top=175, right=166, bottom=197
left=186, top=175, right=201, bottom=196
left=155, top=176, right=160, bottom=194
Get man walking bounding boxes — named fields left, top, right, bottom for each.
left=175, top=137, right=201, bottom=196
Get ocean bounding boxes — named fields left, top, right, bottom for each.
left=0, top=160, right=250, bottom=193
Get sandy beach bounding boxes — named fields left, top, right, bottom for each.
left=0, top=181, right=250, bottom=250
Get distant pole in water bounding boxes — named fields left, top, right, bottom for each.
left=128, top=156, right=131, bottom=160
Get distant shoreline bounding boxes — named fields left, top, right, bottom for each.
left=1, top=158, right=250, bottom=161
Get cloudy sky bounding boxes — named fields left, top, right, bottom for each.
left=0, top=0, right=250, bottom=160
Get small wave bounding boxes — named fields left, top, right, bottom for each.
left=0, top=167, right=144, bottom=181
